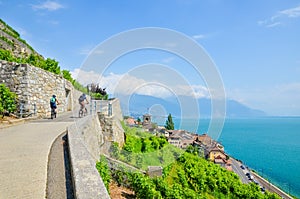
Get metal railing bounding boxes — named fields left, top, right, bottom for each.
left=18, top=103, right=37, bottom=118
left=89, top=100, right=113, bottom=116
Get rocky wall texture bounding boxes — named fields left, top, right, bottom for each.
left=97, top=98, right=125, bottom=155
left=0, top=60, right=74, bottom=117
left=0, top=21, right=36, bottom=58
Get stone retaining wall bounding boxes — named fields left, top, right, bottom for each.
left=0, top=60, right=79, bottom=117
left=66, top=99, right=125, bottom=199
left=67, top=114, right=110, bottom=199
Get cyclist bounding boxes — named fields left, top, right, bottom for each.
left=78, top=93, right=89, bottom=114
left=50, top=95, right=59, bottom=119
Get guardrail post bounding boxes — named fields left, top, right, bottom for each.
left=108, top=102, right=112, bottom=116
left=20, top=103, right=24, bottom=118
left=90, top=100, right=93, bottom=114
left=33, top=103, right=37, bottom=115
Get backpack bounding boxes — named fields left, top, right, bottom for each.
left=50, top=97, right=56, bottom=105
left=78, top=95, right=85, bottom=103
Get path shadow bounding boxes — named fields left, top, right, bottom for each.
left=62, top=134, right=74, bottom=199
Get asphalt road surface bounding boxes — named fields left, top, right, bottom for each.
left=230, top=158, right=249, bottom=184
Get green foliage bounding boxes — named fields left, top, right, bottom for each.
left=110, top=142, right=120, bottom=159
left=185, top=144, right=204, bottom=157
left=90, top=92, right=108, bottom=100
left=104, top=124, right=282, bottom=199
left=72, top=80, right=87, bottom=93
left=62, top=70, right=74, bottom=83
left=44, top=58, right=60, bottom=74
left=0, top=84, right=17, bottom=115
left=0, top=18, right=34, bottom=52
left=123, top=128, right=169, bottom=154
left=96, top=155, right=111, bottom=192
left=0, top=49, right=15, bottom=62
left=165, top=113, right=174, bottom=130
left=25, top=54, right=61, bottom=74
left=0, top=49, right=61, bottom=74
left=110, top=124, right=182, bottom=170
left=0, top=36, right=14, bottom=46
left=0, top=19, right=20, bottom=38
left=107, top=152, right=281, bottom=199
left=130, top=172, right=161, bottom=198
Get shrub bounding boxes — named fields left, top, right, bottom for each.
left=0, top=84, right=17, bottom=116
left=96, top=155, right=111, bottom=192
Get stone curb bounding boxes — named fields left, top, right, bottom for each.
left=0, top=116, right=39, bottom=129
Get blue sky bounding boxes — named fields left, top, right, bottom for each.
left=1, top=0, right=300, bottom=116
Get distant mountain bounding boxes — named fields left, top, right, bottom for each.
left=117, top=94, right=266, bottom=119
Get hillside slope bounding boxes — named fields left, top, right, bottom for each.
left=0, top=19, right=40, bottom=58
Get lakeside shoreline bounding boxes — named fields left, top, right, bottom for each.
left=250, top=171, right=294, bottom=199
left=231, top=157, right=294, bottom=199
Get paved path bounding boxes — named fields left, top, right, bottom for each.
left=0, top=111, right=77, bottom=199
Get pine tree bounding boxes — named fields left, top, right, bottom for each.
left=165, top=113, right=174, bottom=130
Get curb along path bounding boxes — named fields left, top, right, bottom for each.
left=0, top=112, right=75, bottom=199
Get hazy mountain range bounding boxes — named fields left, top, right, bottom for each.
left=117, top=94, right=266, bottom=119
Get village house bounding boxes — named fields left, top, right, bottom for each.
left=193, top=133, right=232, bottom=171
left=168, top=135, right=181, bottom=148
left=124, top=117, right=136, bottom=127
left=208, top=145, right=226, bottom=161
left=167, top=130, right=196, bottom=149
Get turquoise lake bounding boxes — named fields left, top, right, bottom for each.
left=154, top=117, right=300, bottom=198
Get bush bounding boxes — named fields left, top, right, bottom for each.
left=96, top=155, right=111, bottom=192
left=0, top=84, right=17, bottom=116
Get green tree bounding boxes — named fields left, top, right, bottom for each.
left=165, top=113, right=174, bottom=130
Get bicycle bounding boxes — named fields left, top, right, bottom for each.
left=79, top=106, right=87, bottom=118
left=51, top=107, right=57, bottom=119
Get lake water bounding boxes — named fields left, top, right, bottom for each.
left=154, top=117, right=300, bottom=198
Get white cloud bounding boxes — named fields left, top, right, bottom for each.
left=279, top=6, right=300, bottom=18
left=192, top=34, right=205, bottom=40
left=258, top=5, right=300, bottom=28
left=70, top=69, right=210, bottom=99
left=266, top=22, right=282, bottom=28
left=32, top=1, right=64, bottom=11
